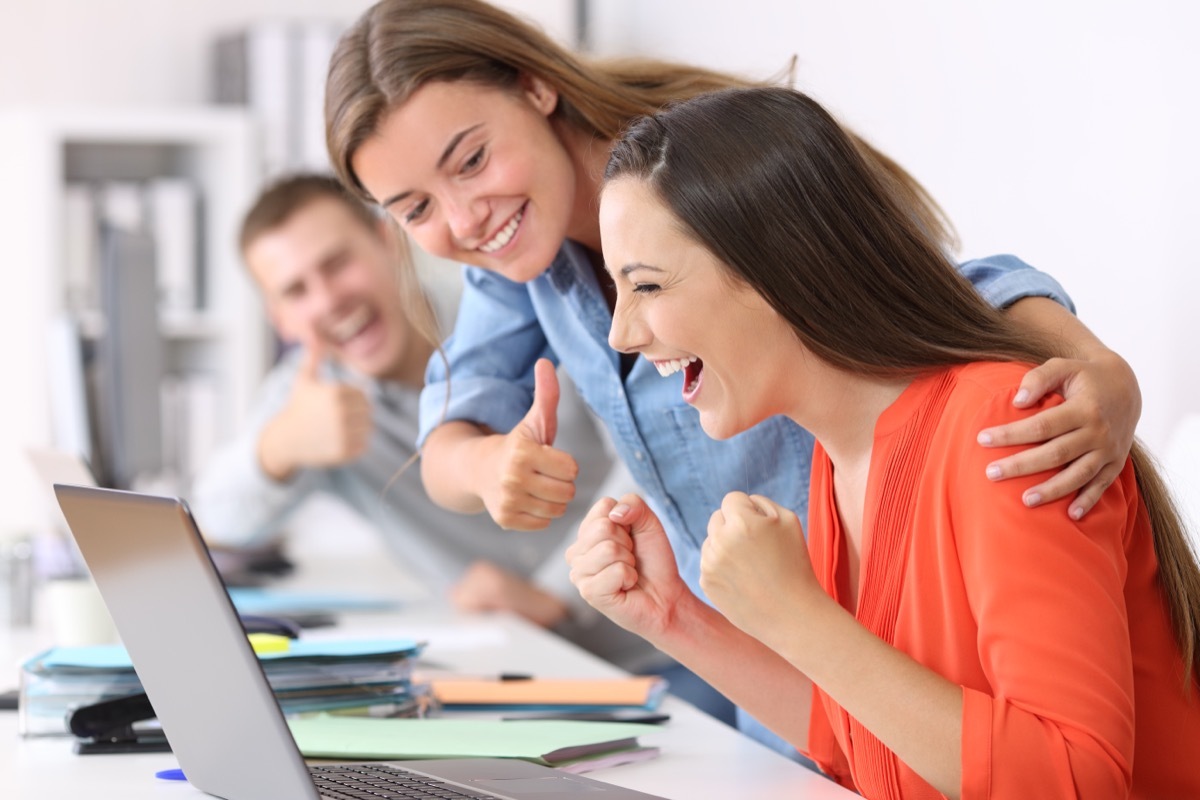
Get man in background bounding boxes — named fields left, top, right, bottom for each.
left=191, top=174, right=663, bottom=675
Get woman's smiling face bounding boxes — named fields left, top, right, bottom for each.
left=601, top=177, right=801, bottom=440
left=350, top=76, right=579, bottom=284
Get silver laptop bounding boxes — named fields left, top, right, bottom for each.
left=53, top=484, right=666, bottom=800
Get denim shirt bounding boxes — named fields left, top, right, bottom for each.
left=419, top=246, right=1073, bottom=601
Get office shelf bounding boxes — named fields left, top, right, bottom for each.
left=0, top=107, right=271, bottom=528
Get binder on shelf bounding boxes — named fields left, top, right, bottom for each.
left=160, top=372, right=221, bottom=488
left=97, top=181, right=145, bottom=233
left=60, top=177, right=204, bottom=320
left=61, top=183, right=99, bottom=314
left=146, top=177, right=200, bottom=313
left=213, top=18, right=347, bottom=176
left=297, top=22, right=341, bottom=172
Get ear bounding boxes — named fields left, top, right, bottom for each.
left=519, top=72, right=559, bottom=117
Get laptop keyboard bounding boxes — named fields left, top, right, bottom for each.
left=311, top=764, right=502, bottom=800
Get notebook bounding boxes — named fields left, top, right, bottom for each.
left=53, top=484, right=667, bottom=800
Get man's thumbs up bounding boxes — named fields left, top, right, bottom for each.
left=296, top=337, right=327, bottom=384
left=257, top=339, right=372, bottom=481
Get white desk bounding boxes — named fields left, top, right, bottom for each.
left=0, top=554, right=857, bottom=800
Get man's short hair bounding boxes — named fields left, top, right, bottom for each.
left=239, top=173, right=382, bottom=253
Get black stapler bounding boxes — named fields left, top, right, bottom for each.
left=68, top=691, right=167, bottom=754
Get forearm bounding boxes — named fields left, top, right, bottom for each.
left=1005, top=296, right=1110, bottom=360
left=192, top=434, right=306, bottom=548
left=420, top=420, right=500, bottom=514
left=654, top=592, right=815, bottom=752
left=257, top=413, right=300, bottom=482
left=767, top=600, right=963, bottom=798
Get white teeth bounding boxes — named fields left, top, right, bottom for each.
left=479, top=209, right=523, bottom=253
left=328, top=306, right=372, bottom=343
left=653, top=356, right=698, bottom=377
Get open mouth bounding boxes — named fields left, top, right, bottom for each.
left=328, top=305, right=373, bottom=343
left=683, top=358, right=703, bottom=399
left=326, top=304, right=385, bottom=359
left=652, top=355, right=704, bottom=400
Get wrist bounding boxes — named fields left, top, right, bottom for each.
left=461, top=431, right=508, bottom=509
left=650, top=589, right=717, bottom=656
left=421, top=422, right=493, bottom=514
left=257, top=415, right=298, bottom=482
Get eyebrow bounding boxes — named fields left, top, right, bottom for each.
left=379, top=123, right=484, bottom=209
left=619, top=262, right=666, bottom=277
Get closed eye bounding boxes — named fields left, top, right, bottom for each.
left=404, top=199, right=429, bottom=224
left=461, top=146, right=485, bottom=173
left=632, top=283, right=661, bottom=295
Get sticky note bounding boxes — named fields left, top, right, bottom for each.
left=247, top=633, right=291, bottom=655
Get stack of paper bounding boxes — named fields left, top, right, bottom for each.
left=19, top=638, right=422, bottom=737
left=289, top=717, right=662, bottom=774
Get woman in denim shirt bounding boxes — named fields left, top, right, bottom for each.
left=324, top=0, right=1142, bottom=753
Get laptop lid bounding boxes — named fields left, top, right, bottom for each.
left=53, top=484, right=668, bottom=800
left=54, top=484, right=320, bottom=800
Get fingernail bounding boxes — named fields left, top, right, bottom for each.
left=1014, top=389, right=1030, bottom=405
left=977, top=431, right=993, bottom=446
left=1023, top=492, right=1041, bottom=507
left=986, top=464, right=1002, bottom=480
left=1069, top=506, right=1084, bottom=520
left=609, top=503, right=631, bottom=519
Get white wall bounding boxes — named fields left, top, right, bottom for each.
left=0, top=0, right=574, bottom=105
left=592, top=0, right=1200, bottom=455
left=1, top=0, right=1195, bottom=530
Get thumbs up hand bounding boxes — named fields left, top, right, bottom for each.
left=517, top=358, right=560, bottom=446
left=479, top=358, right=579, bottom=530
left=257, top=341, right=373, bottom=481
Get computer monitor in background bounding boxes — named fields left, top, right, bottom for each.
left=92, top=224, right=165, bottom=489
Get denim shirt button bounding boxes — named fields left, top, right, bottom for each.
left=634, top=451, right=645, bottom=461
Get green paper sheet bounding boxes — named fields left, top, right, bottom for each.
left=289, top=716, right=659, bottom=765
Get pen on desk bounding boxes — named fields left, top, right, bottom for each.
left=413, top=662, right=533, bottom=681
left=423, top=672, right=533, bottom=682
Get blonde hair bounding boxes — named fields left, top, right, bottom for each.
left=325, top=0, right=956, bottom=249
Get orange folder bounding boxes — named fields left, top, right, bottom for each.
left=429, top=676, right=665, bottom=708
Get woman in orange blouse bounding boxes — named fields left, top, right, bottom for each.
left=566, top=86, right=1200, bottom=799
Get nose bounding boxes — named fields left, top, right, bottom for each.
left=608, top=295, right=650, bottom=354
left=307, top=273, right=340, bottom=317
left=444, top=192, right=486, bottom=243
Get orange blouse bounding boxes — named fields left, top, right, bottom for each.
left=801, top=362, right=1200, bottom=799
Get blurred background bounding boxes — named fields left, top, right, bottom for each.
left=0, top=0, right=1196, bottom=539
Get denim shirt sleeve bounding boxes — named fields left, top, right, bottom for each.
left=957, top=253, right=1076, bottom=314
left=418, top=265, right=555, bottom=445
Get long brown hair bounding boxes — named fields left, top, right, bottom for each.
left=606, top=86, right=1200, bottom=679
left=324, top=0, right=954, bottom=250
